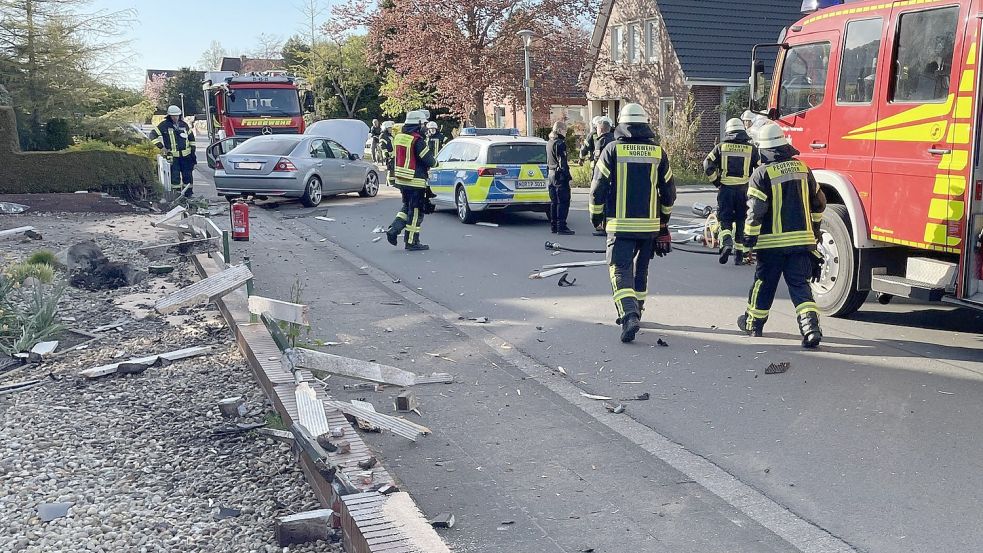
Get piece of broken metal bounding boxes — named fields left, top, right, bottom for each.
left=325, top=400, right=431, bottom=441
left=604, top=402, right=626, bottom=414
left=580, top=392, right=613, bottom=401
left=292, top=347, right=452, bottom=386
left=657, top=338, right=669, bottom=347
left=557, top=274, right=576, bottom=287
left=274, top=509, right=333, bottom=546
left=765, top=362, right=790, bottom=375
left=529, top=267, right=567, bottom=280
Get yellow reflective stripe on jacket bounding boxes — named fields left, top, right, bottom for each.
left=746, top=223, right=762, bottom=236
left=605, top=218, right=661, bottom=233
left=393, top=133, right=426, bottom=187
left=589, top=202, right=604, bottom=215
left=753, top=230, right=815, bottom=249
left=748, top=187, right=768, bottom=201
left=719, top=143, right=753, bottom=185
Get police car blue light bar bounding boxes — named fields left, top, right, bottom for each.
left=800, top=0, right=846, bottom=13
left=460, top=127, right=521, bottom=137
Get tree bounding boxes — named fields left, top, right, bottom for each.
left=160, top=68, right=203, bottom=116
left=251, top=33, right=284, bottom=60
left=379, top=70, right=431, bottom=117
left=320, top=35, right=380, bottom=119
left=198, top=40, right=227, bottom=71
left=143, top=72, right=167, bottom=105
left=335, top=0, right=594, bottom=126
left=721, top=85, right=750, bottom=119
left=0, top=0, right=133, bottom=149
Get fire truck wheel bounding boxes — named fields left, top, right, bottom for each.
left=359, top=171, right=380, bottom=198
left=301, top=176, right=323, bottom=207
left=813, top=204, right=868, bottom=317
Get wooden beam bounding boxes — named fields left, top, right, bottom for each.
left=0, top=226, right=35, bottom=240
left=80, top=345, right=214, bottom=379
left=249, top=296, right=309, bottom=326
left=325, top=400, right=431, bottom=441
left=541, top=260, right=607, bottom=270
left=138, top=236, right=221, bottom=261
left=154, top=264, right=252, bottom=314
left=293, top=348, right=451, bottom=387
left=152, top=206, right=186, bottom=227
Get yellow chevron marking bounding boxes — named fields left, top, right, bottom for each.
left=947, top=123, right=971, bottom=144
left=844, top=121, right=947, bottom=142
left=928, top=198, right=965, bottom=220
left=934, top=174, right=967, bottom=195
left=924, top=223, right=961, bottom=247
left=968, top=43, right=978, bottom=66
left=844, top=95, right=953, bottom=136
left=960, top=70, right=975, bottom=93
left=937, top=150, right=968, bottom=171
left=956, top=97, right=974, bottom=119
left=872, top=233, right=960, bottom=253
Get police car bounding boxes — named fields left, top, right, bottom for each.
left=428, top=128, right=549, bottom=224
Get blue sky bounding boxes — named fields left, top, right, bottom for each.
left=90, top=0, right=330, bottom=88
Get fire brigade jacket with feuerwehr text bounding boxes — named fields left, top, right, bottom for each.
left=745, top=144, right=826, bottom=252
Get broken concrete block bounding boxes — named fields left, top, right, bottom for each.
left=357, top=456, right=378, bottom=470
left=218, top=397, right=246, bottom=419
left=376, top=483, right=399, bottom=495
left=395, top=390, right=417, bottom=412
left=430, top=513, right=455, bottom=528
left=274, top=509, right=333, bottom=546
left=330, top=427, right=345, bottom=438
left=334, top=440, right=351, bottom=454
left=315, top=433, right=337, bottom=452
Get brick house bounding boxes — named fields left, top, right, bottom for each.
left=582, top=0, right=803, bottom=151
left=220, top=56, right=285, bottom=73
left=484, top=65, right=588, bottom=132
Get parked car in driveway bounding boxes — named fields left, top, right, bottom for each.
left=213, top=134, right=381, bottom=206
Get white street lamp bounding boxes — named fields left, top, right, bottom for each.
left=179, top=93, right=186, bottom=116
left=517, top=29, right=535, bottom=137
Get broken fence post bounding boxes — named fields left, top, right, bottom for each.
left=80, top=345, right=214, bottom=379
left=248, top=296, right=309, bottom=326
left=292, top=347, right=452, bottom=387
left=262, top=313, right=291, bottom=352
left=244, top=256, right=257, bottom=323
left=395, top=391, right=417, bottom=412
left=137, top=236, right=221, bottom=261
left=222, top=230, right=231, bottom=266
left=154, top=264, right=253, bottom=314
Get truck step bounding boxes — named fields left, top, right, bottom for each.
left=871, top=275, right=945, bottom=302
left=906, top=257, right=957, bottom=288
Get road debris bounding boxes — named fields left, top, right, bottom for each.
left=214, top=506, right=242, bottom=520
left=350, top=399, right=382, bottom=432
left=765, top=362, right=790, bottom=375
left=475, top=222, right=498, bottom=227
left=0, top=378, right=44, bottom=396
left=80, top=345, right=214, bottom=379
left=0, top=201, right=29, bottom=214
left=529, top=268, right=567, bottom=280
left=657, top=338, right=669, bottom=347
left=314, top=216, right=336, bottom=222
left=274, top=509, right=333, bottom=546
left=29, top=340, right=58, bottom=357
left=357, top=456, right=378, bottom=470
left=430, top=512, right=456, bottom=528
left=0, top=225, right=36, bottom=239
left=212, top=422, right=266, bottom=437
left=218, top=397, right=247, bottom=419
left=580, top=392, right=613, bottom=401
left=372, top=236, right=382, bottom=243
left=395, top=390, right=418, bottom=412
left=326, top=400, right=431, bottom=441
left=137, top=236, right=221, bottom=261
left=38, top=502, right=72, bottom=522
left=557, top=274, right=576, bottom=287
left=372, top=226, right=387, bottom=233
left=541, top=260, right=607, bottom=270
left=292, top=347, right=452, bottom=386
left=154, top=264, right=252, bottom=314
left=604, top=403, right=626, bottom=414
left=557, top=366, right=567, bottom=376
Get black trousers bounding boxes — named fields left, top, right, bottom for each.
left=745, top=250, right=818, bottom=327
left=716, top=184, right=747, bottom=250
left=606, top=235, right=655, bottom=319
left=170, top=156, right=195, bottom=196
left=549, top=183, right=571, bottom=230
left=390, top=187, right=426, bottom=244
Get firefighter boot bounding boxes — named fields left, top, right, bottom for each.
left=734, top=250, right=745, bottom=266
left=620, top=313, right=640, bottom=343
left=798, top=312, right=823, bottom=349
left=385, top=227, right=399, bottom=246
left=737, top=314, right=764, bottom=337
left=404, top=232, right=429, bottom=251
left=719, top=235, right=733, bottom=265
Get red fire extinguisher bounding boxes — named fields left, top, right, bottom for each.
left=231, top=199, right=249, bottom=241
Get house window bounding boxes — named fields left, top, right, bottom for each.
left=628, top=23, right=642, bottom=64
left=645, top=20, right=661, bottom=63
left=610, top=25, right=624, bottom=63
left=659, top=97, right=675, bottom=136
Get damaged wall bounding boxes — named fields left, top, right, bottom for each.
left=0, top=107, right=158, bottom=195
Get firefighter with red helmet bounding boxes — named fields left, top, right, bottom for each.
left=385, top=111, right=436, bottom=251
left=740, top=122, right=826, bottom=348
left=590, top=103, right=676, bottom=343
left=704, top=117, right=760, bottom=265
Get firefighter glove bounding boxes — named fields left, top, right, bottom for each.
left=743, top=235, right=758, bottom=250
left=654, top=227, right=672, bottom=257
left=810, top=249, right=824, bottom=283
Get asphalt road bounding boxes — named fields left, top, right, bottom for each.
left=195, top=167, right=983, bottom=553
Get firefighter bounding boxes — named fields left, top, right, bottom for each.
left=369, top=119, right=382, bottom=162
left=579, top=116, right=602, bottom=164
left=150, top=105, right=197, bottom=197
left=379, top=120, right=396, bottom=186
left=590, top=103, right=675, bottom=343
left=703, top=117, right=760, bottom=265
left=591, top=116, right=615, bottom=236
left=546, top=120, right=574, bottom=235
left=426, top=122, right=446, bottom=157
left=739, top=122, right=826, bottom=349
left=385, top=111, right=435, bottom=251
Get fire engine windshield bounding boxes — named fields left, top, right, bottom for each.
left=226, top=88, right=301, bottom=117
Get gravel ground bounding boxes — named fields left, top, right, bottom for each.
left=1, top=213, right=341, bottom=552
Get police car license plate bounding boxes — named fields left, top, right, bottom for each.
left=236, top=162, right=263, bottom=170
left=516, top=180, right=546, bottom=189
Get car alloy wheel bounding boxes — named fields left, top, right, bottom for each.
left=302, top=177, right=323, bottom=207
left=360, top=172, right=379, bottom=197
left=456, top=186, right=476, bottom=224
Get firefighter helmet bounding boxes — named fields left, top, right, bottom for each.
left=725, top=118, right=745, bottom=133
left=741, top=110, right=754, bottom=123
left=404, top=110, right=427, bottom=125
left=381, top=120, right=395, bottom=130
left=591, top=116, right=602, bottom=126
left=756, top=122, right=789, bottom=149
left=598, top=116, right=614, bottom=128
left=618, top=103, right=649, bottom=124
left=426, top=121, right=438, bottom=130
left=166, top=105, right=182, bottom=116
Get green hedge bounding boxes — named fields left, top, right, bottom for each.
left=0, top=107, right=158, bottom=197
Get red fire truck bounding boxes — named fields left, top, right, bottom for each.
left=201, top=71, right=314, bottom=166
left=750, top=0, right=983, bottom=316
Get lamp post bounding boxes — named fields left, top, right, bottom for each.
left=179, top=93, right=186, bottom=116
left=517, top=29, right=535, bottom=137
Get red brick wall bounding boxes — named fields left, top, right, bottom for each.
left=692, top=85, right=722, bottom=153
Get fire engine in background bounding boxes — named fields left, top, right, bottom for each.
left=749, top=0, right=983, bottom=316
left=201, top=71, right=315, bottom=168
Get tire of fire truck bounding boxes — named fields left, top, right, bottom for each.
left=301, top=176, right=323, bottom=207
left=813, top=204, right=869, bottom=317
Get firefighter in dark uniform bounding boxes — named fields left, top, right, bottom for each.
left=739, top=122, right=826, bottom=348
left=591, top=116, right=615, bottom=236
left=590, top=103, right=676, bottom=343
left=704, top=117, right=760, bottom=265
left=379, top=120, right=396, bottom=186
left=546, top=120, right=574, bottom=235
left=385, top=111, right=435, bottom=251
left=150, top=105, right=197, bottom=197
left=425, top=121, right=446, bottom=157
left=369, top=119, right=382, bottom=161
left=579, top=116, right=602, bottom=164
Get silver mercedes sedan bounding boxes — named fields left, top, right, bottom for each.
left=213, top=135, right=381, bottom=206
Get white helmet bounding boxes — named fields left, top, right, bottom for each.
left=426, top=121, right=438, bottom=130
left=591, top=115, right=602, bottom=126
left=756, top=122, right=789, bottom=149
left=741, top=109, right=754, bottom=123
left=404, top=110, right=427, bottom=125
left=618, top=103, right=649, bottom=124
left=598, top=116, right=614, bottom=128
left=381, top=120, right=395, bottom=130
left=725, top=118, right=745, bottom=133
left=166, top=105, right=182, bottom=116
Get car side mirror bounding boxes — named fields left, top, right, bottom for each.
left=350, top=153, right=359, bottom=160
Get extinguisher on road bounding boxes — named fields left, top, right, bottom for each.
left=231, top=199, right=250, bottom=241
